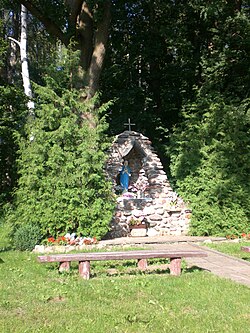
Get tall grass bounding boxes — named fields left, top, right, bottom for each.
left=1, top=251, right=250, bottom=332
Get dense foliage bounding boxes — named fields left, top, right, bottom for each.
left=170, top=96, right=250, bottom=236
left=0, top=1, right=249, bottom=241
left=7, top=79, right=115, bottom=240
left=13, top=222, right=42, bottom=251
left=0, top=85, right=27, bottom=203
left=169, top=5, right=250, bottom=235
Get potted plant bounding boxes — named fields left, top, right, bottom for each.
left=128, top=216, right=148, bottom=237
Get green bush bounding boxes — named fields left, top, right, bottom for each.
left=7, top=80, right=115, bottom=240
left=0, top=221, right=13, bottom=252
left=169, top=96, right=250, bottom=236
left=13, top=223, right=42, bottom=251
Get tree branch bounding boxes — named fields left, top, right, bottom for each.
left=8, top=36, right=21, bottom=47
left=15, top=0, right=69, bottom=45
left=65, top=0, right=83, bottom=27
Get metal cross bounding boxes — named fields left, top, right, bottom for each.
left=124, top=118, right=135, bottom=131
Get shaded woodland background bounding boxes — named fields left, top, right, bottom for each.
left=0, top=1, right=249, bottom=246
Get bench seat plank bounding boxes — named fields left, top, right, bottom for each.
left=38, top=250, right=207, bottom=263
left=38, top=249, right=207, bottom=280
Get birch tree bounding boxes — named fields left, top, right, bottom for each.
left=9, top=5, right=34, bottom=115
left=20, top=5, right=34, bottom=113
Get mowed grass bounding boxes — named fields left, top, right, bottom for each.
left=0, top=250, right=250, bottom=333
left=204, top=241, right=250, bottom=261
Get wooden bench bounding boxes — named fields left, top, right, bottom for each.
left=37, top=249, right=207, bottom=279
left=241, top=246, right=250, bottom=253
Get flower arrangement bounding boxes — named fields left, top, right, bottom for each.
left=225, top=234, right=238, bottom=240
left=241, top=233, right=250, bottom=240
left=47, top=236, right=67, bottom=245
left=225, top=233, right=250, bottom=240
left=128, top=218, right=143, bottom=226
left=128, top=215, right=147, bottom=228
left=47, top=233, right=98, bottom=246
left=122, top=191, right=136, bottom=199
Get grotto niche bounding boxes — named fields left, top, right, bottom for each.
left=105, top=130, right=191, bottom=238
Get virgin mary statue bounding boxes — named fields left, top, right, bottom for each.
left=120, top=160, right=131, bottom=192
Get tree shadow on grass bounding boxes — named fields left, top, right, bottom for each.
left=0, top=247, right=12, bottom=253
left=92, top=264, right=206, bottom=279
left=242, top=257, right=250, bottom=262
left=183, top=265, right=206, bottom=273
left=91, top=267, right=171, bottom=279
left=43, top=261, right=207, bottom=279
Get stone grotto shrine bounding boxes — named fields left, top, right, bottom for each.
left=105, top=130, right=191, bottom=238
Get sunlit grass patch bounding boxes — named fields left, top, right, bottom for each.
left=1, top=250, right=250, bottom=332
left=204, top=241, right=250, bottom=262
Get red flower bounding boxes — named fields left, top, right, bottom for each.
left=242, top=233, right=246, bottom=238
left=57, top=236, right=66, bottom=242
left=47, top=237, right=55, bottom=243
left=226, top=234, right=237, bottom=239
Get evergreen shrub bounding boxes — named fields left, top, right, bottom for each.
left=0, top=221, right=13, bottom=252
left=170, top=96, right=250, bottom=236
left=0, top=85, right=27, bottom=203
left=13, top=223, right=42, bottom=251
left=7, top=81, right=115, bottom=240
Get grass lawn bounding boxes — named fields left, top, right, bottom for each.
left=204, top=241, right=250, bottom=262
left=0, top=250, right=250, bottom=333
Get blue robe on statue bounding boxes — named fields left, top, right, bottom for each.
left=120, top=164, right=131, bottom=192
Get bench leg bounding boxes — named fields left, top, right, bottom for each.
left=59, top=261, right=70, bottom=273
left=79, top=261, right=90, bottom=279
left=138, top=259, right=148, bottom=270
left=170, top=258, right=181, bottom=276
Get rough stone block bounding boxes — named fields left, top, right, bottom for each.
left=130, top=228, right=147, bottom=237
left=149, top=214, right=162, bottom=221
left=147, top=228, right=159, bottom=237
left=148, top=221, right=157, bottom=227
left=143, top=206, right=155, bottom=215
left=155, top=208, right=164, bottom=215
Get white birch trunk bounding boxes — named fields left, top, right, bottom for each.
left=20, top=5, right=34, bottom=114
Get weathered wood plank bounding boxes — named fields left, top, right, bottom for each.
left=79, top=261, right=90, bottom=280
left=37, top=250, right=207, bottom=263
left=138, top=258, right=148, bottom=270
left=59, top=261, right=70, bottom=273
left=170, top=258, right=181, bottom=276
left=241, top=246, right=250, bottom=253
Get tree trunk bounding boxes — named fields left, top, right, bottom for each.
left=16, top=0, right=111, bottom=99
left=20, top=5, right=34, bottom=113
left=8, top=5, right=34, bottom=114
left=7, top=10, right=19, bottom=83
left=86, top=1, right=111, bottom=99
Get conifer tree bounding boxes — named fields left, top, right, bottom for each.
left=9, top=79, right=115, bottom=239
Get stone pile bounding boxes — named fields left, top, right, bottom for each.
left=106, top=131, right=191, bottom=238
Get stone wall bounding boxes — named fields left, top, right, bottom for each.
left=106, top=131, right=191, bottom=238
